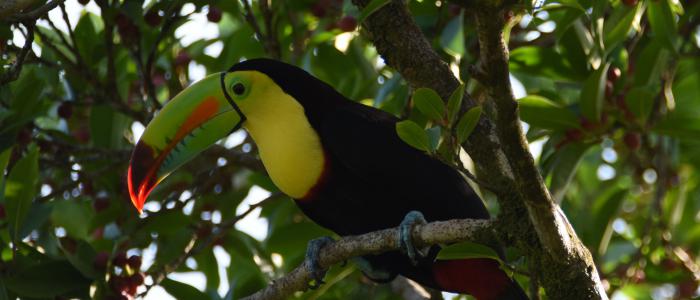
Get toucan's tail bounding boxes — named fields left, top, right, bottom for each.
left=432, top=258, right=529, bottom=300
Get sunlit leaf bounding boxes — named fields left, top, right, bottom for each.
left=413, top=88, right=445, bottom=122
left=447, top=84, right=465, bottom=126
left=456, top=106, right=482, bottom=144
left=436, top=241, right=502, bottom=262
left=5, top=144, right=38, bottom=242
left=519, top=95, right=580, bottom=130
left=396, top=120, right=431, bottom=152
left=580, top=63, right=610, bottom=122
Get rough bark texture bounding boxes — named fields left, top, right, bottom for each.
left=241, top=219, right=493, bottom=300
left=350, top=0, right=607, bottom=298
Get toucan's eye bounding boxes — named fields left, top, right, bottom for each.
left=232, top=83, right=246, bottom=96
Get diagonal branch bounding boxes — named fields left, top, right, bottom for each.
left=2, top=0, right=65, bottom=23
left=0, top=22, right=34, bottom=85
left=241, top=218, right=493, bottom=300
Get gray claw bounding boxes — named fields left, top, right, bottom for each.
left=399, top=210, right=427, bottom=265
left=305, top=236, right=334, bottom=289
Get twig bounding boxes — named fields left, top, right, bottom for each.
left=3, top=0, right=66, bottom=23
left=258, top=0, right=280, bottom=59
left=241, top=0, right=265, bottom=47
left=0, top=22, right=34, bottom=85
left=241, top=218, right=493, bottom=300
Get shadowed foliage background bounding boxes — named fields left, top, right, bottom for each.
left=0, top=0, right=699, bottom=299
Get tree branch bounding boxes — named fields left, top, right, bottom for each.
left=2, top=0, right=65, bottom=23
left=471, top=5, right=606, bottom=298
left=241, top=218, right=493, bottom=300
left=0, top=22, right=33, bottom=85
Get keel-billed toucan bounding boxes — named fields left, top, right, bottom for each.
left=127, top=59, right=527, bottom=299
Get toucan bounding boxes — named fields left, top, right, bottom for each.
left=127, top=58, right=528, bottom=299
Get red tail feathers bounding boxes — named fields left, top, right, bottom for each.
left=432, top=258, right=529, bottom=300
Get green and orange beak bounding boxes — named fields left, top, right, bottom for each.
left=128, top=72, right=245, bottom=213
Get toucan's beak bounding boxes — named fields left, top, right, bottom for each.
left=128, top=73, right=243, bottom=213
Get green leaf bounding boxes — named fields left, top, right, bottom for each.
left=456, top=106, right=482, bottom=144
left=61, top=240, right=99, bottom=279
left=3, top=260, right=91, bottom=298
left=604, top=4, right=639, bottom=52
left=634, top=40, right=668, bottom=87
left=591, top=188, right=627, bottom=256
left=518, top=95, right=580, bottom=130
left=396, top=120, right=431, bottom=152
left=426, top=126, right=442, bottom=151
left=0, top=147, right=10, bottom=204
left=161, top=278, right=209, bottom=299
left=436, top=241, right=502, bottom=262
left=624, top=86, right=655, bottom=124
left=51, top=201, right=92, bottom=240
left=5, top=145, right=39, bottom=242
left=510, top=46, right=583, bottom=82
left=358, top=0, right=391, bottom=23
left=413, top=88, right=446, bottom=122
left=580, top=63, right=610, bottom=122
left=73, top=13, right=101, bottom=66
left=447, top=84, right=465, bottom=126
left=440, top=13, right=465, bottom=56
left=548, top=142, right=591, bottom=202
left=647, top=0, right=678, bottom=54
left=90, top=105, right=130, bottom=149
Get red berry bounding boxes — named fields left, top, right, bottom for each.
left=60, top=237, right=78, bottom=254
left=679, top=279, right=699, bottom=298
left=73, top=127, right=90, bottom=143
left=337, top=16, right=357, bottom=32
left=565, top=129, right=583, bottom=141
left=144, top=10, right=162, bottom=27
left=78, top=0, right=90, bottom=5
left=503, top=9, right=514, bottom=22
left=16, top=127, right=32, bottom=145
left=622, top=0, right=638, bottom=6
left=93, top=197, right=110, bottom=212
left=110, top=276, right=129, bottom=293
left=93, top=251, right=110, bottom=270
left=92, top=227, right=104, bottom=239
left=311, top=3, right=327, bottom=18
left=207, top=6, right=222, bottom=23
left=115, top=13, right=130, bottom=29
left=197, top=223, right=212, bottom=238
left=623, top=132, right=641, bottom=150
left=579, top=117, right=597, bottom=131
left=175, top=50, right=191, bottom=67
left=57, top=101, right=73, bottom=119
left=608, top=67, right=621, bottom=82
left=127, top=255, right=142, bottom=270
left=0, top=204, right=6, bottom=219
left=129, top=273, right=145, bottom=286
left=448, top=4, right=462, bottom=17
left=113, top=252, right=128, bottom=267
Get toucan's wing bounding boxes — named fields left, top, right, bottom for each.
left=318, top=101, right=490, bottom=223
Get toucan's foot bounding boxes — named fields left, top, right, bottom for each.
left=305, top=236, right=334, bottom=289
left=352, top=257, right=396, bottom=283
left=399, top=210, right=428, bottom=265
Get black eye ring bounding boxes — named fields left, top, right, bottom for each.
left=232, top=83, right=246, bottom=95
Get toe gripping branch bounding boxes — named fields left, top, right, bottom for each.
left=399, top=210, right=431, bottom=265
left=305, top=236, right=334, bottom=289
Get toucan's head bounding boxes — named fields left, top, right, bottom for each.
left=127, top=59, right=339, bottom=213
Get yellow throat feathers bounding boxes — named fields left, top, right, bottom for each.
left=241, top=72, right=325, bottom=199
